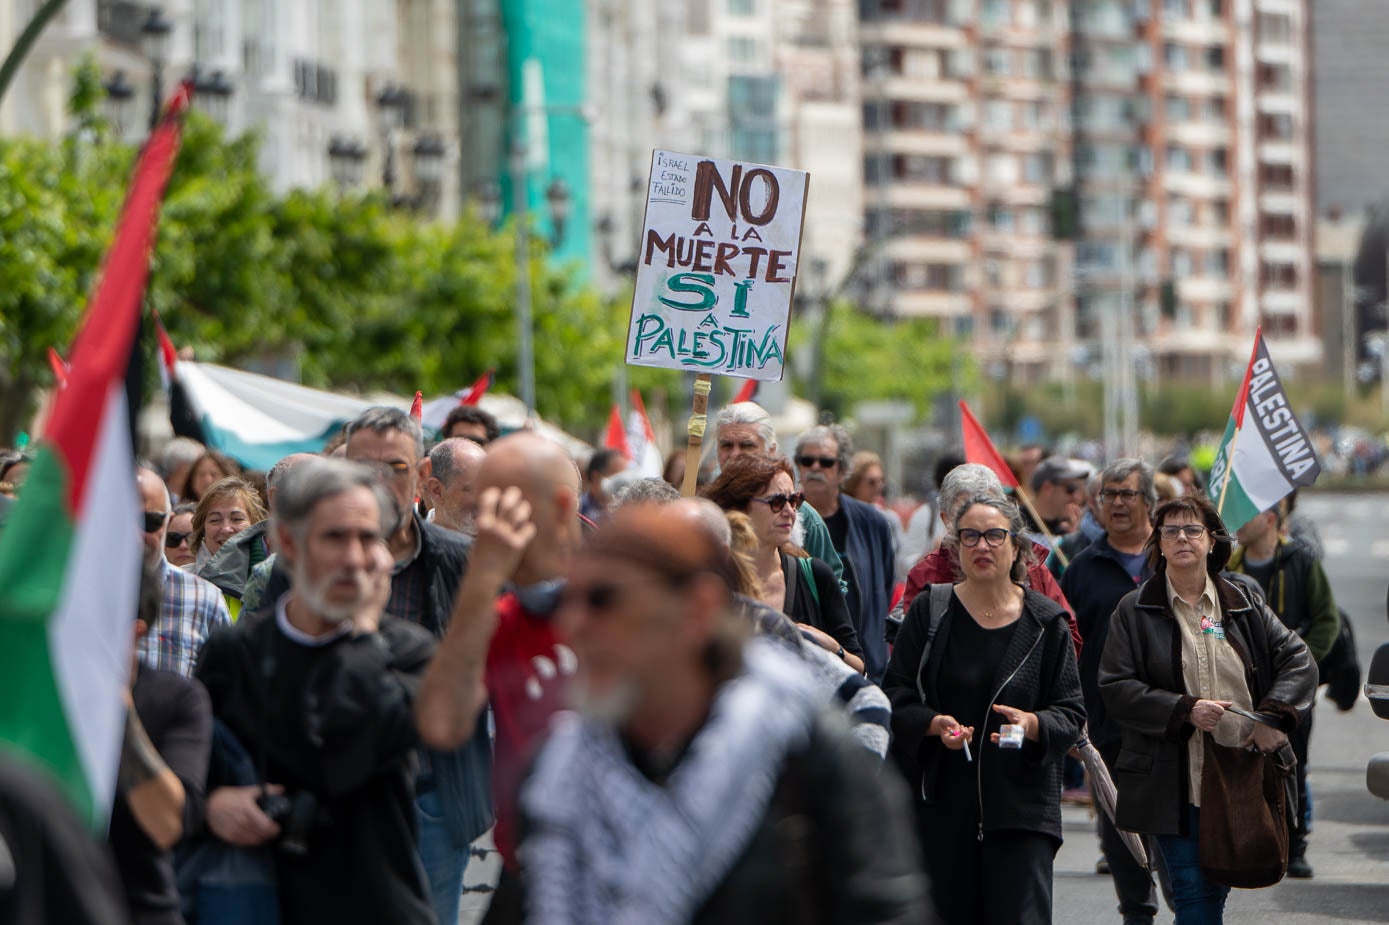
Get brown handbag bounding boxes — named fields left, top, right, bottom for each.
left=1197, top=732, right=1297, bottom=888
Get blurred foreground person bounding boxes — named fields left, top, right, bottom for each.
left=1101, top=495, right=1315, bottom=924
left=885, top=495, right=1084, bottom=925
left=112, top=562, right=212, bottom=925
left=519, top=504, right=932, bottom=924
left=194, top=459, right=436, bottom=925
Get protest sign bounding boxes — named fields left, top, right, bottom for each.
left=626, top=150, right=810, bottom=383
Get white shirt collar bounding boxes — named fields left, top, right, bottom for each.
left=275, top=592, right=352, bottom=647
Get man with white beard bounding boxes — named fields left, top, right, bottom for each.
left=193, top=459, right=437, bottom=925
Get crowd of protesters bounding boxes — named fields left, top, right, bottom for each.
left=0, top=400, right=1345, bottom=925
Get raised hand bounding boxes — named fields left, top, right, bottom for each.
left=471, top=486, right=537, bottom=579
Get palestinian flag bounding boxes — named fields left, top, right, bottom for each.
left=730, top=378, right=760, bottom=404
left=602, top=404, right=631, bottom=460
left=1208, top=329, right=1321, bottom=532
left=0, top=87, right=189, bottom=828
left=419, top=370, right=495, bottom=435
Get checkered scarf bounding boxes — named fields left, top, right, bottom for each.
left=519, top=638, right=819, bottom=925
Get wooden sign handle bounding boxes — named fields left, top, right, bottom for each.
left=680, top=374, right=713, bottom=497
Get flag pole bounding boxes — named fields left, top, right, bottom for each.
left=1215, top=423, right=1241, bottom=517
left=679, top=374, right=712, bottom=497
left=1014, top=485, right=1069, bottom=568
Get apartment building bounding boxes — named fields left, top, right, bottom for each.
left=857, top=0, right=1319, bottom=383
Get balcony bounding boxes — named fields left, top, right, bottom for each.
left=1167, top=120, right=1232, bottom=149
left=1162, top=18, right=1231, bottom=46
left=1177, top=276, right=1234, bottom=303
left=863, top=130, right=970, bottom=157
left=889, top=291, right=973, bottom=318
left=1166, top=70, right=1233, bottom=98
left=859, top=22, right=966, bottom=50
left=870, top=184, right=972, bottom=210
left=862, top=75, right=970, bottom=104
left=883, top=237, right=973, bottom=262
left=1259, top=191, right=1302, bottom=215
left=1261, top=290, right=1302, bottom=315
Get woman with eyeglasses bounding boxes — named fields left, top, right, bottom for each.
left=164, top=502, right=198, bottom=569
left=883, top=493, right=1084, bottom=925
left=703, top=455, right=865, bottom=673
left=1099, top=494, right=1316, bottom=923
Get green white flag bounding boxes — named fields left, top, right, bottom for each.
left=1208, top=329, right=1321, bottom=533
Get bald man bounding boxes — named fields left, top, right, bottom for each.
left=136, top=468, right=231, bottom=677
left=417, top=433, right=583, bottom=893
left=421, top=438, right=487, bottom=536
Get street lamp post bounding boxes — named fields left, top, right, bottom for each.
left=375, top=84, right=409, bottom=192
left=327, top=136, right=369, bottom=189
left=140, top=7, right=172, bottom=132
left=411, top=134, right=447, bottom=213
left=102, top=70, right=135, bottom=136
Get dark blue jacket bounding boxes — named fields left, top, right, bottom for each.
left=1058, top=534, right=1152, bottom=748
left=837, top=494, right=897, bottom=683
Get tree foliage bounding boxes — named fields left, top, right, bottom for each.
left=0, top=64, right=636, bottom=441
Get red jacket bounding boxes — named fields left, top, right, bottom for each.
left=901, top=544, right=1083, bottom=658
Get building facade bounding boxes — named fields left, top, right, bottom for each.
left=2, top=0, right=460, bottom=218
left=856, top=0, right=1319, bottom=383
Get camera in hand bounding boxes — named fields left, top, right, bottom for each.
left=256, top=789, right=318, bottom=856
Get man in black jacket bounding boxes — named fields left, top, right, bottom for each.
left=195, top=459, right=436, bottom=925
left=1059, top=459, right=1159, bottom=925
left=345, top=407, right=488, bottom=925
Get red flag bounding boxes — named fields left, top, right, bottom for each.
left=602, top=404, right=631, bottom=459
left=54, top=83, right=191, bottom=512
left=732, top=379, right=759, bottom=404
left=47, top=347, right=69, bottom=389
left=460, top=370, right=493, bottom=406
left=959, top=401, right=1019, bottom=489
left=410, top=391, right=423, bottom=422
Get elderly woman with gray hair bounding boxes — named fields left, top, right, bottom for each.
left=896, top=463, right=1081, bottom=657
left=885, top=493, right=1085, bottom=925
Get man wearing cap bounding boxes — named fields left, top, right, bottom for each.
left=1026, top=456, right=1089, bottom=545
left=517, top=504, right=931, bottom=924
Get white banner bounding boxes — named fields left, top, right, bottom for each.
left=625, top=150, right=809, bottom=382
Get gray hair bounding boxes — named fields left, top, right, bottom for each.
left=609, top=477, right=681, bottom=510
left=1100, top=458, right=1157, bottom=507
left=137, top=464, right=173, bottom=513
left=428, top=438, right=484, bottom=486
left=158, top=437, right=205, bottom=480
left=272, top=458, right=398, bottom=539
left=266, top=453, right=312, bottom=494
left=345, top=406, right=424, bottom=458
left=939, top=463, right=1005, bottom=525
left=795, top=424, right=853, bottom=472
left=714, top=402, right=777, bottom=453
left=949, top=493, right=1033, bottom=583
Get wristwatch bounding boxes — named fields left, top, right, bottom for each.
left=836, top=645, right=846, bottom=661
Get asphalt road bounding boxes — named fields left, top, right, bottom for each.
left=1055, top=492, right=1389, bottom=924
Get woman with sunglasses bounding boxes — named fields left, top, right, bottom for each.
left=884, top=493, right=1083, bottom=925
left=164, top=502, right=198, bottom=569
left=1099, top=495, right=1315, bottom=923
left=703, top=455, right=865, bottom=673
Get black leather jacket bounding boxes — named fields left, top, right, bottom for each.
left=1098, top=573, right=1316, bottom=836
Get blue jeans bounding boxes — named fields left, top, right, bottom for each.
left=417, top=789, right=467, bottom=925
left=1155, top=805, right=1230, bottom=925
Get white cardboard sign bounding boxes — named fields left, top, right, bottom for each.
left=625, top=150, right=809, bottom=382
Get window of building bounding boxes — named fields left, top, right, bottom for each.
left=1172, top=249, right=1193, bottom=276
left=729, top=0, right=756, bottom=13
left=983, top=47, right=1012, bottom=76
left=987, top=202, right=1015, bottom=230
left=1257, top=12, right=1292, bottom=44
left=984, top=100, right=1012, bottom=131
left=1205, top=45, right=1225, bottom=70
left=1163, top=0, right=1187, bottom=19
left=1257, top=63, right=1292, bottom=92
left=1168, top=195, right=1193, bottom=224
left=1204, top=96, right=1226, bottom=121
left=1261, top=214, right=1296, bottom=239
left=1260, top=262, right=1298, bottom=288
left=1205, top=249, right=1230, bottom=275
left=1202, top=148, right=1228, bottom=176
left=1259, top=162, right=1295, bottom=188
left=1023, top=152, right=1052, bottom=184
left=729, top=36, right=759, bottom=63
left=688, top=0, right=712, bottom=34
left=981, top=0, right=1010, bottom=28
left=894, top=101, right=955, bottom=131
left=1258, top=112, right=1295, bottom=141
left=893, top=154, right=954, bottom=183
left=1164, top=42, right=1188, bottom=71
left=1166, top=145, right=1192, bottom=171
left=987, top=153, right=1019, bottom=184
left=1165, top=95, right=1190, bottom=121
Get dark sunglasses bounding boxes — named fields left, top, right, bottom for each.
left=143, top=511, right=169, bottom=533
left=796, top=455, right=837, bottom=469
left=750, top=492, right=804, bottom=514
left=164, top=530, right=191, bottom=548
left=564, top=578, right=671, bottom=612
